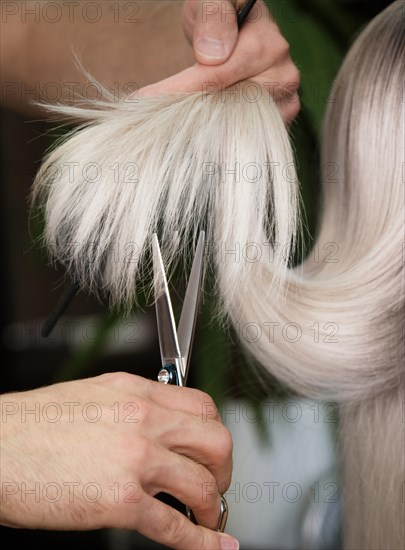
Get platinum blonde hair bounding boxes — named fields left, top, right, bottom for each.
left=33, top=83, right=299, bottom=308
left=219, top=1, right=404, bottom=402
left=219, top=4, right=404, bottom=546
left=33, top=2, right=404, bottom=547
left=324, top=4, right=404, bottom=547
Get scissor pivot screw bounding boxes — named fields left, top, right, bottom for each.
left=158, top=364, right=177, bottom=384
left=158, top=369, right=171, bottom=384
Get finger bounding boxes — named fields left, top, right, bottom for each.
left=193, top=0, right=238, bottom=65
left=142, top=379, right=222, bottom=420
left=277, top=94, right=301, bottom=125
left=252, top=60, right=301, bottom=100
left=143, top=448, right=222, bottom=530
left=156, top=412, right=233, bottom=494
left=119, top=387, right=232, bottom=494
left=96, top=373, right=232, bottom=490
left=137, top=65, right=213, bottom=97
left=196, top=0, right=289, bottom=87
left=133, top=493, right=239, bottom=550
left=137, top=2, right=288, bottom=98
left=96, top=372, right=222, bottom=419
left=251, top=60, right=301, bottom=123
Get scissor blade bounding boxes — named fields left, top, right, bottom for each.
left=177, top=231, right=205, bottom=383
left=152, top=234, right=181, bottom=364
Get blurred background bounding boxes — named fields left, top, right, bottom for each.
left=0, top=1, right=393, bottom=548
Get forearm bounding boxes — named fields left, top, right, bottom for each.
left=0, top=1, right=194, bottom=116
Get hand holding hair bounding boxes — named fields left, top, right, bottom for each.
left=142, top=0, right=301, bottom=123
left=1, top=1, right=299, bottom=123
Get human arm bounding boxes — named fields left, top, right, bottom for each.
left=0, top=0, right=299, bottom=122
left=0, top=1, right=193, bottom=115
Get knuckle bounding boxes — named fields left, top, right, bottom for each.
left=263, top=31, right=290, bottom=60
left=199, top=468, right=217, bottom=493
left=194, top=471, right=220, bottom=519
left=282, top=95, right=301, bottom=123
left=196, top=527, right=208, bottom=550
left=95, top=371, right=117, bottom=384
left=199, top=392, right=220, bottom=422
left=140, top=377, right=160, bottom=400
left=166, top=512, right=192, bottom=547
left=215, top=428, right=233, bottom=490
left=127, top=436, right=152, bottom=467
left=277, top=35, right=291, bottom=58
left=262, top=32, right=291, bottom=71
left=221, top=427, right=233, bottom=459
left=157, top=506, right=178, bottom=539
left=286, top=66, right=301, bottom=91
left=100, top=371, right=135, bottom=389
left=292, top=95, right=301, bottom=115
left=134, top=397, right=153, bottom=425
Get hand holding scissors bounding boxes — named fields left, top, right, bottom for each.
left=153, top=232, right=229, bottom=533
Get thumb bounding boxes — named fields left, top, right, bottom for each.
left=193, top=0, right=238, bottom=65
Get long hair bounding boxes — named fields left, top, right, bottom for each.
left=33, top=2, right=404, bottom=547
left=218, top=1, right=404, bottom=402
left=217, top=3, right=404, bottom=547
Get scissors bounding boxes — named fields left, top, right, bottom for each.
left=152, top=231, right=229, bottom=532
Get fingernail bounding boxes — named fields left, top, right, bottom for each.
left=220, top=535, right=240, bottom=550
left=195, top=37, right=227, bottom=60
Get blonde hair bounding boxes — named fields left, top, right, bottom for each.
left=33, top=2, right=404, bottom=547
left=218, top=1, right=404, bottom=402
left=218, top=3, right=404, bottom=547
left=33, top=82, right=299, bottom=308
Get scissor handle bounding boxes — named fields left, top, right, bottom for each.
left=187, top=496, right=229, bottom=533
left=157, top=369, right=228, bottom=532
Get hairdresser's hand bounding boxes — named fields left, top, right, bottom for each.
left=139, top=0, right=300, bottom=123
left=0, top=373, right=236, bottom=550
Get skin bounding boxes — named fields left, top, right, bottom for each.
left=1, top=373, right=236, bottom=549
left=143, top=0, right=301, bottom=123
left=0, top=0, right=300, bottom=122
